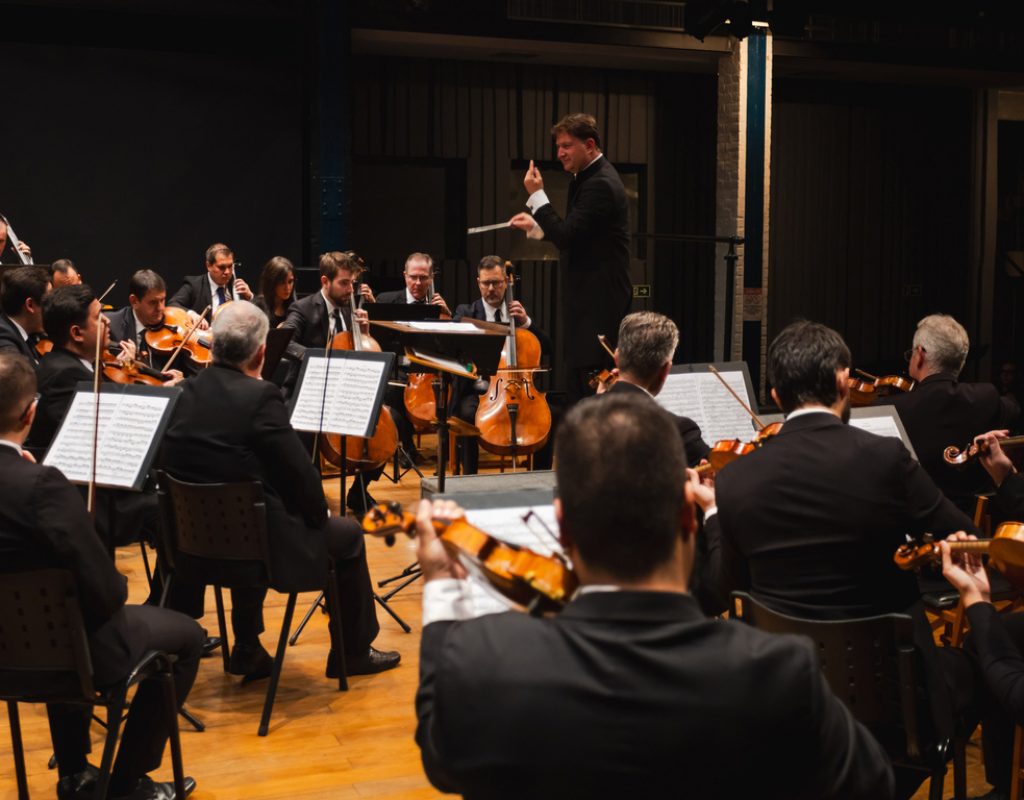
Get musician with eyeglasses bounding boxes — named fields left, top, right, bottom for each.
left=168, top=242, right=253, bottom=331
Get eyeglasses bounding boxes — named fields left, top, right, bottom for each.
left=903, top=346, right=925, bottom=362
left=404, top=274, right=432, bottom=283
left=478, top=280, right=507, bottom=289
left=20, top=393, right=40, bottom=420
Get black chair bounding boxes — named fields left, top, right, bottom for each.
left=731, top=591, right=957, bottom=800
left=157, top=472, right=346, bottom=738
left=0, top=568, right=186, bottom=800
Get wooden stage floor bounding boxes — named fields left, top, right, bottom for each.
left=0, top=447, right=997, bottom=799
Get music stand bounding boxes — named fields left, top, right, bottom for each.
left=371, top=320, right=505, bottom=493
left=260, top=327, right=295, bottom=381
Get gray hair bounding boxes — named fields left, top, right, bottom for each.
left=913, top=314, right=969, bottom=376
left=616, top=312, right=679, bottom=379
left=212, top=301, right=268, bottom=368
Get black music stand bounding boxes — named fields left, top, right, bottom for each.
left=260, top=328, right=294, bottom=381
left=371, top=320, right=505, bottom=493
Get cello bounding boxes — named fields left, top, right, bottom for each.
left=475, top=263, right=551, bottom=462
left=403, top=277, right=450, bottom=429
left=319, top=270, right=399, bottom=472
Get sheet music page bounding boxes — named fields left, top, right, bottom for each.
left=406, top=321, right=483, bottom=334
left=448, top=504, right=563, bottom=617
left=656, top=371, right=758, bottom=444
left=44, top=392, right=170, bottom=488
left=290, top=355, right=386, bottom=436
left=849, top=414, right=904, bottom=441
left=408, top=349, right=476, bottom=378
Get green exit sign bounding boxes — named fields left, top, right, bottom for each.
left=633, top=285, right=651, bottom=298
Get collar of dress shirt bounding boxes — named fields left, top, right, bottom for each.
left=784, top=406, right=838, bottom=422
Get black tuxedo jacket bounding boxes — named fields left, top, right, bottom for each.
left=603, top=380, right=710, bottom=465
left=104, top=305, right=179, bottom=373
left=0, top=312, right=39, bottom=366
left=158, top=364, right=328, bottom=592
left=374, top=288, right=413, bottom=305
left=26, top=347, right=92, bottom=453
left=709, top=411, right=974, bottom=620
left=280, top=291, right=353, bottom=355
left=531, top=156, right=631, bottom=367
left=417, top=590, right=893, bottom=799
left=453, top=297, right=554, bottom=360
left=168, top=273, right=239, bottom=314
left=0, top=446, right=143, bottom=683
left=878, top=372, right=1018, bottom=513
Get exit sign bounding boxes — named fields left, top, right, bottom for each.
left=633, top=285, right=651, bottom=298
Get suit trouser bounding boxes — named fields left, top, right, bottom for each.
left=48, top=605, right=204, bottom=788
left=169, top=517, right=380, bottom=661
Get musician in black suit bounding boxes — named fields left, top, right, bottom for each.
left=878, top=314, right=1019, bottom=514
left=414, top=393, right=894, bottom=799
left=51, top=258, right=82, bottom=288
left=160, top=301, right=400, bottom=679
left=0, top=217, right=32, bottom=263
left=167, top=242, right=252, bottom=329
left=106, top=270, right=191, bottom=376
left=510, top=113, right=631, bottom=406
left=0, top=351, right=202, bottom=800
left=695, top=320, right=988, bottom=799
left=449, top=255, right=552, bottom=474
left=0, top=265, right=50, bottom=367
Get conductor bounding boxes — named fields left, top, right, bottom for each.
left=509, top=113, right=631, bottom=405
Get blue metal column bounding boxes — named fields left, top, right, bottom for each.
left=316, top=0, right=350, bottom=252
left=742, top=29, right=768, bottom=393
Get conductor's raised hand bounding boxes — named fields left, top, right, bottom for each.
left=416, top=499, right=468, bottom=582
left=524, top=159, right=544, bottom=194
left=508, top=212, right=536, bottom=233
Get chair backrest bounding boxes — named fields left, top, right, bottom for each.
left=731, top=591, right=932, bottom=764
left=157, top=471, right=273, bottom=582
left=0, top=568, right=94, bottom=700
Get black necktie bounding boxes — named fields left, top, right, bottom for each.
left=216, top=286, right=227, bottom=305
left=332, top=308, right=344, bottom=335
left=494, top=307, right=503, bottom=324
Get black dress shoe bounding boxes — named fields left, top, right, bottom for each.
left=345, top=646, right=400, bottom=675
left=112, top=775, right=196, bottom=800
left=227, top=643, right=273, bottom=683
left=57, top=764, right=99, bottom=800
left=200, top=635, right=222, bottom=658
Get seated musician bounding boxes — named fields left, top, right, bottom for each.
left=280, top=251, right=388, bottom=514
left=0, top=265, right=51, bottom=367
left=595, top=311, right=709, bottom=467
left=414, top=393, right=894, bottom=799
left=449, top=254, right=552, bottom=475
left=160, top=301, right=400, bottom=679
left=371, top=251, right=450, bottom=465
left=877, top=314, right=1019, bottom=515
left=51, top=258, right=83, bottom=287
left=168, top=242, right=252, bottom=330
left=0, top=351, right=203, bottom=800
left=0, top=216, right=31, bottom=263
left=107, top=269, right=193, bottom=374
left=695, top=319, right=994, bottom=799
left=253, top=256, right=297, bottom=329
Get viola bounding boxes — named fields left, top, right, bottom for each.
left=475, top=263, right=551, bottom=459
left=893, top=522, right=1024, bottom=588
left=144, top=306, right=213, bottom=367
left=362, top=501, right=577, bottom=613
left=695, top=421, right=782, bottom=477
left=319, top=272, right=399, bottom=473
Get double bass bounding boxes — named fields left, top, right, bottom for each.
left=319, top=271, right=399, bottom=472
left=475, top=263, right=551, bottom=461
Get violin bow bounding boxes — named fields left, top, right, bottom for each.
left=597, top=334, right=615, bottom=360
left=97, top=280, right=117, bottom=305
left=86, top=312, right=106, bottom=515
left=163, top=306, right=210, bottom=372
left=707, top=364, right=766, bottom=430
left=855, top=368, right=879, bottom=382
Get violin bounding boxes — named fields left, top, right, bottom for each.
left=319, top=263, right=399, bottom=472
left=475, top=263, right=551, bottom=460
left=943, top=434, right=1024, bottom=467
left=893, top=522, right=1024, bottom=588
left=588, top=368, right=618, bottom=393
left=101, top=346, right=167, bottom=387
left=362, top=501, right=577, bottom=613
left=144, top=306, right=213, bottom=367
left=849, top=369, right=915, bottom=406
left=695, top=422, right=783, bottom=477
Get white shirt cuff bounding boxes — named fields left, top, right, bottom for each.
left=523, top=316, right=532, bottom=329
left=525, top=189, right=550, bottom=213
left=422, top=577, right=479, bottom=625
left=702, top=506, right=718, bottom=521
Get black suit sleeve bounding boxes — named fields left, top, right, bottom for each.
left=993, top=473, right=1024, bottom=522
left=678, top=415, right=710, bottom=465
left=167, top=278, right=197, bottom=311
left=250, top=382, right=328, bottom=529
left=964, top=602, right=1024, bottom=724
left=894, top=439, right=977, bottom=534
left=33, top=465, right=127, bottom=632
left=415, top=620, right=463, bottom=794
left=281, top=299, right=314, bottom=361
left=697, top=513, right=735, bottom=616
left=792, top=639, right=895, bottom=798
left=532, top=175, right=617, bottom=252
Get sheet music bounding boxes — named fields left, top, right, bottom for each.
left=848, top=415, right=904, bottom=440
left=408, top=349, right=477, bottom=379
left=44, top=392, right=170, bottom=488
left=450, top=504, right=562, bottom=618
left=405, top=321, right=483, bottom=334
left=290, top=354, right=387, bottom=436
left=656, top=371, right=758, bottom=444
